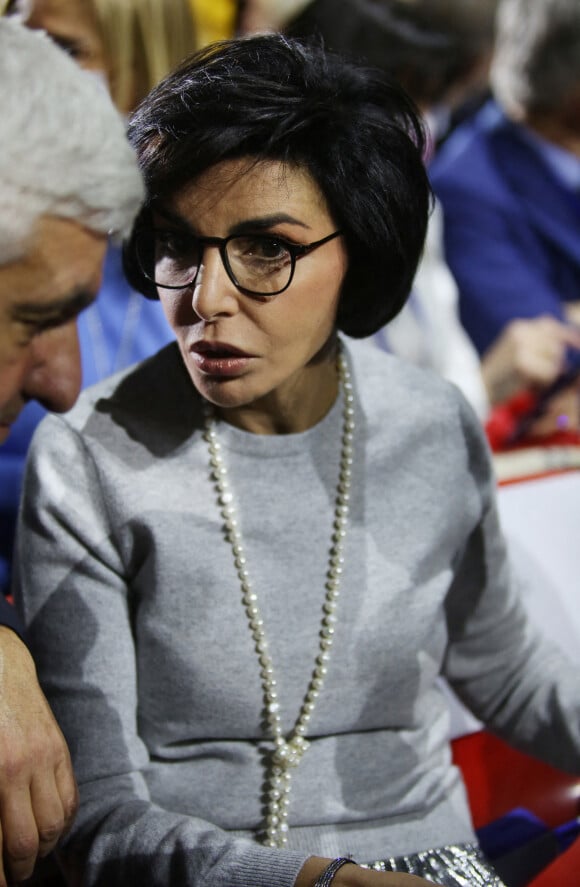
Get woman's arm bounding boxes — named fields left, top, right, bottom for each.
left=443, top=397, right=580, bottom=772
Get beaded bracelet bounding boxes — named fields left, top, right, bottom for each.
left=313, top=857, right=358, bottom=887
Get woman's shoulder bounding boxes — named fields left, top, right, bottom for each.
left=346, top=335, right=464, bottom=408
left=345, top=336, right=493, bottom=491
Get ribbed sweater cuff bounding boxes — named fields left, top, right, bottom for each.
left=228, top=846, right=308, bottom=887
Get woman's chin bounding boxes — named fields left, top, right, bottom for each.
left=193, top=375, right=259, bottom=412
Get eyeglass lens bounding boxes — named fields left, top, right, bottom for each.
left=137, top=230, right=294, bottom=295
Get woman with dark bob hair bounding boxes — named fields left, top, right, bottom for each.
left=15, top=33, right=580, bottom=887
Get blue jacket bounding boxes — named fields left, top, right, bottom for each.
left=430, top=100, right=580, bottom=354
left=0, top=245, right=174, bottom=598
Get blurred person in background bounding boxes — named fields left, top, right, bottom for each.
left=91, top=0, right=198, bottom=113
left=4, top=0, right=106, bottom=67
left=0, top=17, right=143, bottom=883
left=430, top=0, right=580, bottom=432
left=283, top=0, right=497, bottom=149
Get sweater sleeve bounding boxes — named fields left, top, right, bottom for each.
left=442, top=398, right=580, bottom=774
left=13, top=415, right=307, bottom=887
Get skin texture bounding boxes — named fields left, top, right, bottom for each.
left=0, top=215, right=105, bottom=883
left=0, top=216, right=106, bottom=443
left=157, top=158, right=349, bottom=435
left=296, top=856, right=437, bottom=887
left=481, top=315, right=580, bottom=434
left=0, top=627, right=77, bottom=885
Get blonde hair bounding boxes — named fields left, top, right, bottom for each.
left=93, top=0, right=197, bottom=113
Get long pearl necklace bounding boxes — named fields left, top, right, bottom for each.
left=202, top=346, right=355, bottom=849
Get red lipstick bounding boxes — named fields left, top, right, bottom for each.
left=190, top=340, right=255, bottom=377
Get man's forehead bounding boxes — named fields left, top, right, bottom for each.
left=0, top=215, right=106, bottom=317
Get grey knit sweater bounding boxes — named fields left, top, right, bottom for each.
left=14, top=338, right=580, bottom=887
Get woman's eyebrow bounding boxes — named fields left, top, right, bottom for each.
left=230, top=214, right=311, bottom=234
left=154, top=206, right=311, bottom=234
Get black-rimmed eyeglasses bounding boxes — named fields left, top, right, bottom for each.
left=133, top=228, right=343, bottom=297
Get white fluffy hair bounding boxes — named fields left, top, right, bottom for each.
left=491, top=0, right=580, bottom=118
left=0, top=19, right=144, bottom=263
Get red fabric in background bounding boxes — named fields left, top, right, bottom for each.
left=527, top=838, right=580, bottom=886
left=451, top=731, right=580, bottom=830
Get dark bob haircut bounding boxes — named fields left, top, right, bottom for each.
left=124, top=33, right=432, bottom=338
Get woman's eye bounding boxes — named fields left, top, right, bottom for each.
left=156, top=231, right=192, bottom=258
left=237, top=237, right=289, bottom=261
left=256, top=238, right=286, bottom=259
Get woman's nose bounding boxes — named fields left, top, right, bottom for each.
left=190, top=248, right=240, bottom=321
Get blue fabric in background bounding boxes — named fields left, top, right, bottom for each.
left=477, top=808, right=580, bottom=887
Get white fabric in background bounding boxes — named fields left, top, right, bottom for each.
left=375, top=202, right=489, bottom=420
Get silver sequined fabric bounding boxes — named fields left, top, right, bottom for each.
left=361, top=842, right=506, bottom=886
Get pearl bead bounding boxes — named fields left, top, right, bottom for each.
left=202, top=345, right=354, bottom=849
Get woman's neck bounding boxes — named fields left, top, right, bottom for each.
left=216, top=350, right=340, bottom=436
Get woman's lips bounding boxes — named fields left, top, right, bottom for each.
left=189, top=342, right=254, bottom=377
